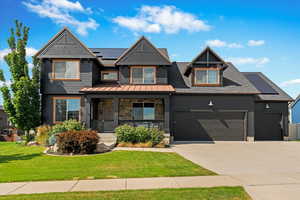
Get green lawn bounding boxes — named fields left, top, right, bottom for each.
left=0, top=187, right=251, bottom=200
left=0, top=142, right=215, bottom=182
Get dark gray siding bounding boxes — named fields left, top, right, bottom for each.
left=157, top=66, right=168, bottom=84
left=170, top=95, right=255, bottom=139
left=41, top=95, right=85, bottom=125
left=254, top=102, right=289, bottom=139
left=38, top=29, right=94, bottom=59
left=119, top=66, right=130, bottom=84
left=92, top=61, right=100, bottom=85
left=41, top=59, right=93, bottom=94
left=116, top=37, right=170, bottom=65
left=119, top=66, right=168, bottom=84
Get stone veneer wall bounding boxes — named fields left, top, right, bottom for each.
left=119, top=98, right=164, bottom=120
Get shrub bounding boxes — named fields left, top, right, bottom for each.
left=62, top=119, right=86, bottom=131
left=56, top=130, right=99, bottom=154
left=149, top=128, right=165, bottom=146
left=48, top=120, right=86, bottom=145
left=48, top=134, right=57, bottom=146
left=134, top=126, right=151, bottom=143
left=35, top=125, right=51, bottom=146
left=115, top=125, right=164, bottom=146
left=115, top=124, right=136, bottom=143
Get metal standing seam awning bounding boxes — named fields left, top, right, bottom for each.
left=80, top=84, right=175, bottom=93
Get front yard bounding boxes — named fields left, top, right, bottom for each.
left=0, top=187, right=251, bottom=200
left=0, top=142, right=215, bottom=182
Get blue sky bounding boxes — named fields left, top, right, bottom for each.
left=1, top=0, right=300, bottom=102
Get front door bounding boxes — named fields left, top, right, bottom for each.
left=98, top=99, right=114, bottom=132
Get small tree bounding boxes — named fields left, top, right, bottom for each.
left=0, top=20, right=41, bottom=142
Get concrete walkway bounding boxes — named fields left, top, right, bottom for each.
left=0, top=176, right=241, bottom=196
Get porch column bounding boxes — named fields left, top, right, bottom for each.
left=164, top=95, right=170, bottom=133
left=113, top=97, right=119, bottom=129
left=84, top=96, right=91, bottom=129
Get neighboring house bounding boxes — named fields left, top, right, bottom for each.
left=0, top=106, right=9, bottom=131
left=290, top=95, right=300, bottom=123
left=36, top=27, right=293, bottom=142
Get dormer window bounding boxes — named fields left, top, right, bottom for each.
left=130, top=66, right=156, bottom=84
left=194, top=68, right=220, bottom=86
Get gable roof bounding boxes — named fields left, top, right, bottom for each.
left=115, top=36, right=171, bottom=65
left=190, top=46, right=225, bottom=65
left=243, top=72, right=293, bottom=102
left=169, top=62, right=260, bottom=94
left=35, top=27, right=97, bottom=59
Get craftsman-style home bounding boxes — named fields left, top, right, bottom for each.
left=36, top=27, right=292, bottom=142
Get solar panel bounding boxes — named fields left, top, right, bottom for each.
left=244, top=73, right=278, bottom=94
left=89, top=48, right=167, bottom=60
left=89, top=48, right=127, bottom=59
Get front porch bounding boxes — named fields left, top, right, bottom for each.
left=84, top=95, right=170, bottom=133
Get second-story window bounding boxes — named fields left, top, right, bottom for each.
left=52, top=59, right=80, bottom=80
left=131, top=66, right=156, bottom=84
left=194, top=68, right=220, bottom=85
left=101, top=71, right=118, bottom=81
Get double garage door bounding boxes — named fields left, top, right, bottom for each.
left=174, top=111, right=246, bottom=141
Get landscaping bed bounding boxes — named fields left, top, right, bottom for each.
left=0, top=142, right=216, bottom=182
left=0, top=187, right=251, bottom=200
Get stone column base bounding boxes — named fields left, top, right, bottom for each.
left=247, top=136, right=254, bottom=142
left=163, top=133, right=172, bottom=145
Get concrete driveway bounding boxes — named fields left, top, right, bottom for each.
left=172, top=141, right=300, bottom=200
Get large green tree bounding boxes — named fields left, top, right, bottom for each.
left=0, top=20, right=41, bottom=142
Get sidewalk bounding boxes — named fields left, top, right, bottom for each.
left=0, top=176, right=241, bottom=196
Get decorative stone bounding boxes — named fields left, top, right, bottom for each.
left=27, top=141, right=38, bottom=146
left=96, top=143, right=112, bottom=153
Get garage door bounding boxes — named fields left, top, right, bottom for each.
left=174, top=112, right=246, bottom=141
left=255, top=113, right=282, bottom=140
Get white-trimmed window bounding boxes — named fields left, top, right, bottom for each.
left=131, top=67, right=156, bottom=84
left=194, top=68, right=220, bottom=85
left=52, top=59, right=80, bottom=80
left=53, top=97, right=81, bottom=123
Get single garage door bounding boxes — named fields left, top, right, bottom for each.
left=174, top=111, right=246, bottom=141
left=255, top=113, right=283, bottom=140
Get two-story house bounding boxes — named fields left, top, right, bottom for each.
left=35, top=27, right=293, bottom=142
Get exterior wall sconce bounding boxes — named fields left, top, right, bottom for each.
left=265, top=103, right=270, bottom=109
left=208, top=100, right=214, bottom=107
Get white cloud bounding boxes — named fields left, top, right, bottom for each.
left=206, top=39, right=226, bottom=47
left=0, top=47, right=38, bottom=61
left=206, top=39, right=243, bottom=48
left=248, top=40, right=265, bottom=46
left=0, top=49, right=11, bottom=61
left=0, top=80, right=12, bottom=87
left=23, top=0, right=98, bottom=36
left=227, top=57, right=270, bottom=66
left=113, top=5, right=210, bottom=34
left=44, top=0, right=90, bottom=12
left=281, top=79, right=300, bottom=87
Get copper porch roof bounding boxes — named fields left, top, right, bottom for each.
left=80, top=84, right=175, bottom=92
